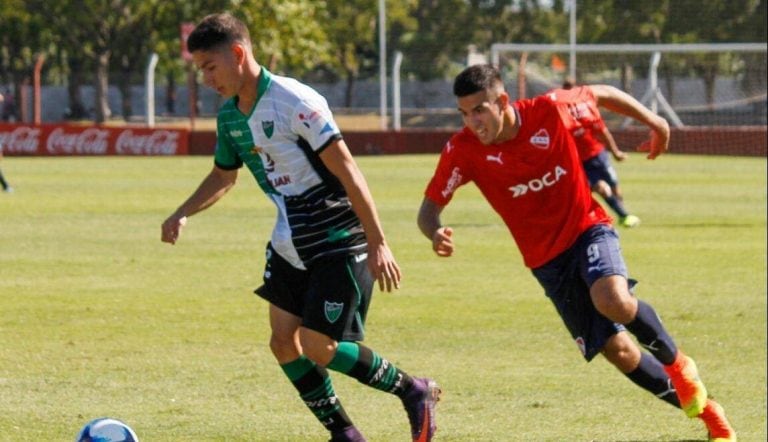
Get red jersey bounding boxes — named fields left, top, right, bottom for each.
left=545, top=86, right=607, bottom=161
left=424, top=95, right=612, bottom=268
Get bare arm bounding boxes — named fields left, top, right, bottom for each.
left=319, top=139, right=401, bottom=292
left=418, top=197, right=454, bottom=257
left=589, top=84, right=670, bottom=159
left=161, top=165, right=238, bottom=244
left=595, top=126, right=626, bottom=161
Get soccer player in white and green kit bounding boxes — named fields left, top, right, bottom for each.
left=160, top=13, right=439, bottom=442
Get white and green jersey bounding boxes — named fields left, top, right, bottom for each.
left=214, top=69, right=366, bottom=270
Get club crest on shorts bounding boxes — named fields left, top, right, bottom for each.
left=575, top=336, right=586, bottom=356
left=324, top=301, right=344, bottom=323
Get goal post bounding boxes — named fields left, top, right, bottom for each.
left=489, top=43, right=767, bottom=130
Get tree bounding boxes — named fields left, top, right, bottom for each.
left=399, top=0, right=473, bottom=80
left=0, top=0, right=48, bottom=121
left=112, top=1, right=167, bottom=121
left=33, top=0, right=100, bottom=120
left=150, top=0, right=230, bottom=117
left=236, top=0, right=331, bottom=75
left=318, top=0, right=417, bottom=107
left=664, top=0, right=766, bottom=106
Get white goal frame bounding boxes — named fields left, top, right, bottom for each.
left=490, top=43, right=767, bottom=127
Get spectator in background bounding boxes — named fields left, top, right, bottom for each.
left=557, top=78, right=640, bottom=228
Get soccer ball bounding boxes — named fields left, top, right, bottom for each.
left=75, top=417, right=139, bottom=442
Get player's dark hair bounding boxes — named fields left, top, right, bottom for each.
left=562, top=76, right=576, bottom=89
left=453, top=64, right=503, bottom=97
left=187, top=12, right=250, bottom=53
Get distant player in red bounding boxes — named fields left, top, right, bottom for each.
left=554, top=78, right=639, bottom=227
left=418, top=64, right=735, bottom=441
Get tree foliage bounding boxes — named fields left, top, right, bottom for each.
left=0, top=0, right=765, bottom=122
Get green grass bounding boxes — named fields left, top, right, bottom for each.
left=0, top=153, right=765, bottom=441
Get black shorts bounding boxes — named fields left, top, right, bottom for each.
left=583, top=150, right=619, bottom=188
left=532, top=224, right=631, bottom=361
left=254, top=243, right=374, bottom=342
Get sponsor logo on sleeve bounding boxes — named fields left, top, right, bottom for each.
left=299, top=111, right=320, bottom=128
left=319, top=122, right=334, bottom=135
left=441, top=166, right=463, bottom=198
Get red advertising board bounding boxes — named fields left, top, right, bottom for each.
left=0, top=123, right=189, bottom=156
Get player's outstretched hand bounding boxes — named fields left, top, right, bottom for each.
left=637, top=117, right=670, bottom=160
left=432, top=226, right=454, bottom=257
left=161, top=214, right=187, bottom=245
left=368, top=242, right=402, bottom=292
left=612, top=150, right=627, bottom=162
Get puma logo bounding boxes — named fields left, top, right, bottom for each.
left=486, top=152, right=503, bottom=165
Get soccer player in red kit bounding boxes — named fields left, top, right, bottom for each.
left=418, top=64, right=735, bottom=441
left=554, top=78, right=640, bottom=227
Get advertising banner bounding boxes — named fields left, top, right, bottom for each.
left=0, top=123, right=189, bottom=156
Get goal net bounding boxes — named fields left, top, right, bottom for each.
left=490, top=43, right=767, bottom=155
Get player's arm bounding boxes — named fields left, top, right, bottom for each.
left=161, top=165, right=238, bottom=245
left=589, top=84, right=670, bottom=159
left=319, top=138, right=401, bottom=292
left=418, top=197, right=454, bottom=257
left=596, top=126, right=626, bottom=161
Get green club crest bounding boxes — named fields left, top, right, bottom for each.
left=324, top=301, right=344, bottom=324
left=262, top=120, right=274, bottom=138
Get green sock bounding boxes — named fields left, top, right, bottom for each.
left=281, top=355, right=353, bottom=433
left=327, top=341, right=413, bottom=397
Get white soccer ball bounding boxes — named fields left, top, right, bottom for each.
left=75, top=417, right=139, bottom=442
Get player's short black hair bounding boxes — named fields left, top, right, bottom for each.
left=187, top=12, right=250, bottom=53
left=562, top=76, right=576, bottom=89
left=453, top=64, right=503, bottom=97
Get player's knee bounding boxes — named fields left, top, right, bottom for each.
left=298, top=329, right=337, bottom=366
left=269, top=333, right=300, bottom=361
left=591, top=279, right=637, bottom=324
left=593, top=180, right=612, bottom=198
left=602, top=333, right=641, bottom=373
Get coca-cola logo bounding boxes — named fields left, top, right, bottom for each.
left=116, top=129, right=179, bottom=155
left=0, top=126, right=42, bottom=154
left=46, top=127, right=109, bottom=154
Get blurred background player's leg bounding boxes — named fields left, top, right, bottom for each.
left=0, top=166, right=12, bottom=192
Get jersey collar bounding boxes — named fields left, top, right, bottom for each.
left=235, top=67, right=273, bottom=118
left=254, top=67, right=272, bottom=107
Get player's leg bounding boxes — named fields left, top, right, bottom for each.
left=586, top=152, right=637, bottom=226
left=579, top=226, right=677, bottom=364
left=533, top=242, right=677, bottom=408
left=590, top=275, right=716, bottom=416
left=255, top=244, right=362, bottom=441
left=600, top=331, right=680, bottom=407
left=583, top=227, right=735, bottom=438
left=592, top=179, right=613, bottom=199
left=302, top=252, right=440, bottom=442
left=270, top=307, right=362, bottom=441
left=0, top=166, right=11, bottom=191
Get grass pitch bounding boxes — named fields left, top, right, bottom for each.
left=0, top=153, right=765, bottom=441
